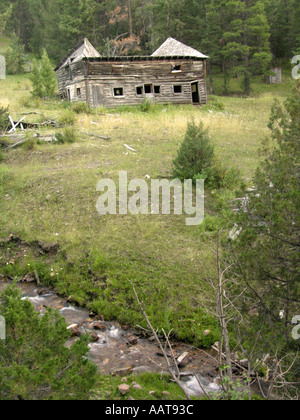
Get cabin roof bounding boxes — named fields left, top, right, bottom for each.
left=55, top=37, right=208, bottom=72
left=55, top=38, right=101, bottom=71
left=152, top=37, right=208, bottom=59
left=82, top=55, right=205, bottom=63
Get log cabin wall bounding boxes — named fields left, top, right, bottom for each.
left=57, top=58, right=208, bottom=107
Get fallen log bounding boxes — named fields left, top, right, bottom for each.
left=6, top=139, right=27, bottom=149
left=86, top=132, right=111, bottom=141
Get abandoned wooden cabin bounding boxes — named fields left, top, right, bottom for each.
left=55, top=37, right=208, bottom=108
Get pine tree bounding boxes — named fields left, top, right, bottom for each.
left=173, top=120, right=215, bottom=181
left=232, top=81, right=300, bottom=350
left=4, top=33, right=28, bottom=75
left=221, top=0, right=272, bottom=95
left=30, top=59, right=44, bottom=98
left=40, top=49, right=57, bottom=97
left=30, top=49, right=57, bottom=98
left=0, top=4, right=13, bottom=37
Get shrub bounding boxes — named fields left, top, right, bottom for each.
left=0, top=106, right=9, bottom=133
left=22, top=132, right=36, bottom=151
left=58, top=110, right=76, bottom=127
left=139, top=98, right=152, bottom=113
left=0, top=285, right=97, bottom=400
left=173, top=120, right=241, bottom=190
left=173, top=119, right=215, bottom=181
left=54, top=127, right=78, bottom=144
left=72, top=102, right=92, bottom=114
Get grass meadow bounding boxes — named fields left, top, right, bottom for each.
left=0, top=64, right=295, bottom=348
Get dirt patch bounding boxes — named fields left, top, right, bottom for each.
left=0, top=234, right=60, bottom=256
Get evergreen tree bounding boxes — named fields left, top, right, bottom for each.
left=221, top=0, right=272, bottom=95
left=0, top=285, right=97, bottom=400
left=40, top=49, right=57, bottom=96
left=173, top=120, right=216, bottom=181
left=30, top=49, right=57, bottom=97
left=0, top=4, right=13, bottom=37
left=232, top=81, right=300, bottom=354
left=5, top=33, right=28, bottom=75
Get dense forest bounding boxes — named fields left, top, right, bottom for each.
left=1, top=0, right=300, bottom=67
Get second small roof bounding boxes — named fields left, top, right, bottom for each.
left=152, top=37, right=208, bottom=59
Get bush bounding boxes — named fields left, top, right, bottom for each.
left=139, top=98, right=152, bottom=113
left=0, top=106, right=9, bottom=133
left=173, top=120, right=241, bottom=190
left=54, top=127, right=78, bottom=144
left=72, top=102, right=92, bottom=114
left=22, top=133, right=36, bottom=151
left=0, top=285, right=97, bottom=400
left=58, top=110, right=76, bottom=127
left=173, top=119, right=215, bottom=181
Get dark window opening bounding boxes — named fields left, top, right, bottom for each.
left=154, top=86, right=161, bottom=95
left=172, top=65, right=182, bottom=72
left=77, top=88, right=81, bottom=97
left=114, top=88, right=124, bottom=97
left=144, top=84, right=153, bottom=94
left=136, top=86, right=143, bottom=95
left=174, top=85, right=182, bottom=94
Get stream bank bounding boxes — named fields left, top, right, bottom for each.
left=0, top=277, right=220, bottom=397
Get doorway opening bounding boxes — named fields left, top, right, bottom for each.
left=191, top=82, right=200, bottom=104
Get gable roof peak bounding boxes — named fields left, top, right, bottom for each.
left=56, top=38, right=101, bottom=71
left=152, top=37, right=208, bottom=59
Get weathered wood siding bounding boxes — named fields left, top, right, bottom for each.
left=56, top=61, right=88, bottom=103
left=57, top=58, right=208, bottom=107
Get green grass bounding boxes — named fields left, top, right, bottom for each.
left=92, top=373, right=187, bottom=401
left=0, top=70, right=296, bottom=349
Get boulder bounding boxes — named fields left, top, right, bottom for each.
left=67, top=324, right=80, bottom=337
left=127, top=336, right=138, bottom=345
left=118, top=384, right=130, bottom=395
left=93, top=321, right=107, bottom=331
left=90, top=333, right=99, bottom=343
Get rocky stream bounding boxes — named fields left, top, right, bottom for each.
left=0, top=278, right=221, bottom=398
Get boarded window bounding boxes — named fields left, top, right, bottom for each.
left=154, top=86, right=161, bottom=95
left=114, top=88, right=124, bottom=97
left=136, top=86, right=143, bottom=95
left=144, top=84, right=153, bottom=94
left=174, top=85, right=182, bottom=94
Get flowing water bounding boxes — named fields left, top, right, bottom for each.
left=0, top=278, right=220, bottom=397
